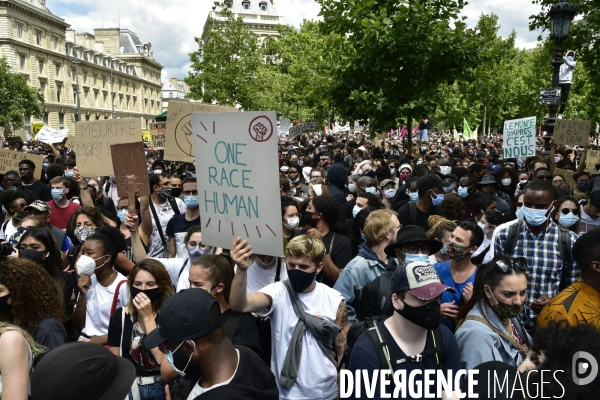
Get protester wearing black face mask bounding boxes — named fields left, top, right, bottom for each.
left=107, top=259, right=175, bottom=400
left=348, top=261, right=462, bottom=399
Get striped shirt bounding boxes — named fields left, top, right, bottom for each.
left=493, top=219, right=580, bottom=330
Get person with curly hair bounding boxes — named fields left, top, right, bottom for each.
left=0, top=189, right=28, bottom=243
left=427, top=216, right=457, bottom=264
left=439, top=193, right=466, bottom=222
left=73, top=226, right=129, bottom=345
left=0, top=257, right=67, bottom=350
left=0, top=321, right=46, bottom=400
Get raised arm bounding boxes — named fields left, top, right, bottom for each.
left=229, top=238, right=272, bottom=313
left=125, top=213, right=148, bottom=263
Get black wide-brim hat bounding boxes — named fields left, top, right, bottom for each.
left=384, top=225, right=444, bottom=257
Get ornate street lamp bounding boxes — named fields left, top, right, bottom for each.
left=542, top=0, right=577, bottom=153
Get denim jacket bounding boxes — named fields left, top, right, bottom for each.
left=333, top=242, right=397, bottom=325
left=455, top=301, right=531, bottom=370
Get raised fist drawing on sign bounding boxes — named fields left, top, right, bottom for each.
left=253, top=122, right=268, bottom=141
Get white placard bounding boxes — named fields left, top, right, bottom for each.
left=503, top=116, right=536, bottom=158
left=193, top=111, right=284, bottom=257
left=36, top=126, right=69, bottom=144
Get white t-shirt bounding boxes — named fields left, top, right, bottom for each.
left=243, top=259, right=288, bottom=294
left=0, top=218, right=19, bottom=242
left=81, top=272, right=129, bottom=337
left=151, top=257, right=189, bottom=291
left=148, top=198, right=186, bottom=257
left=579, top=203, right=600, bottom=233
left=186, top=349, right=239, bottom=399
left=472, top=235, right=493, bottom=264
left=258, top=281, right=342, bottom=400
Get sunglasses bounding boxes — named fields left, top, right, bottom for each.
left=560, top=208, right=579, bottom=216
left=402, top=245, right=431, bottom=254
left=496, top=257, right=529, bottom=273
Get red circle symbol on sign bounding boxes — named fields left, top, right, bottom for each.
left=248, top=116, right=274, bottom=142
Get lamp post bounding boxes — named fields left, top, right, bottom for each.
left=543, top=0, right=577, bottom=154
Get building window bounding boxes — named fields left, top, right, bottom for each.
left=38, top=60, right=44, bottom=74
left=16, top=24, right=22, bottom=39
left=56, top=86, right=61, bottom=102
left=43, top=112, right=48, bottom=124
left=84, top=89, right=89, bottom=106
left=55, top=64, right=60, bottom=77
left=19, top=54, right=26, bottom=71
left=83, top=72, right=87, bottom=84
left=53, top=37, right=58, bottom=50
left=169, top=92, right=174, bottom=98
left=36, top=30, right=42, bottom=45
left=94, top=91, right=98, bottom=106
left=259, top=1, right=267, bottom=10
left=59, top=113, right=64, bottom=128
left=242, top=0, right=250, bottom=9
left=39, top=82, right=45, bottom=96
left=93, top=75, right=97, bottom=85
left=72, top=68, right=75, bottom=80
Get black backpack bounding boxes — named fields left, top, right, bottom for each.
left=345, top=317, right=445, bottom=371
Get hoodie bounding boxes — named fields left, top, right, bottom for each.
left=326, top=163, right=349, bottom=206
left=559, top=50, right=576, bottom=84
left=333, top=242, right=398, bottom=324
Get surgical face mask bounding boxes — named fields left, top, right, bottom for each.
left=153, top=169, right=163, bottom=174
left=348, top=183, right=357, bottom=193
left=477, top=221, right=487, bottom=233
left=280, top=166, right=289, bottom=173
left=443, top=183, right=454, bottom=193
left=522, top=205, right=552, bottom=227
left=515, top=206, right=525, bottom=221
left=430, top=191, right=444, bottom=206
left=402, top=253, right=430, bottom=264
left=64, top=170, right=75, bottom=178
left=501, top=178, right=511, bottom=186
left=554, top=157, right=561, bottom=163
left=291, top=177, right=300, bottom=184
left=42, top=162, right=49, bottom=168
left=384, top=188, right=396, bottom=199
left=486, top=285, right=524, bottom=319
left=519, top=179, right=528, bottom=185
left=74, top=226, right=96, bottom=243
left=287, top=268, right=317, bottom=293
left=284, top=216, right=300, bottom=230
left=352, top=205, right=362, bottom=218
left=159, top=187, right=172, bottom=199
left=558, top=212, right=579, bottom=228
left=408, top=191, right=419, bottom=201
left=117, top=209, right=128, bottom=223
left=166, top=340, right=195, bottom=377
left=457, top=185, right=471, bottom=199
left=184, top=195, right=199, bottom=209
left=76, top=254, right=107, bottom=276
left=256, top=257, right=277, bottom=268
left=566, top=56, right=574, bottom=62
left=439, top=166, right=452, bottom=175
left=416, top=160, right=423, bottom=165
left=365, top=187, right=377, bottom=195
left=389, top=168, right=396, bottom=175
left=51, top=188, right=65, bottom=201
left=188, top=245, right=210, bottom=263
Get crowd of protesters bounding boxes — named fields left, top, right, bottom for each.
left=0, top=128, right=599, bottom=400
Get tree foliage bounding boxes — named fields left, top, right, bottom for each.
left=0, top=58, right=43, bottom=130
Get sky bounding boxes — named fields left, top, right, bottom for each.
left=46, top=0, right=545, bottom=83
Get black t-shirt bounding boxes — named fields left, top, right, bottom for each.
left=166, top=214, right=201, bottom=238
left=222, top=309, right=261, bottom=355
left=348, top=320, right=462, bottom=400
left=397, top=201, right=439, bottom=230
left=107, top=308, right=161, bottom=377
left=59, top=270, right=78, bottom=313
left=22, top=180, right=51, bottom=201
left=32, top=317, right=68, bottom=351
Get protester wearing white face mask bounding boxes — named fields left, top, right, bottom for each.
left=281, top=196, right=299, bottom=243
left=379, top=179, right=396, bottom=208
left=472, top=211, right=507, bottom=265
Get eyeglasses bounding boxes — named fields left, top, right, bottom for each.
left=495, top=257, right=529, bottom=273
left=536, top=176, right=552, bottom=180
left=402, top=245, right=431, bottom=254
left=560, top=208, right=579, bottom=216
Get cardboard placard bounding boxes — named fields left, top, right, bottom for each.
left=74, top=118, right=141, bottom=177
left=289, top=122, right=318, bottom=137
left=554, top=119, right=591, bottom=146
left=164, top=101, right=238, bottom=162
left=585, top=149, right=600, bottom=174
left=149, top=122, right=166, bottom=150
left=554, top=168, right=576, bottom=191
left=36, top=126, right=69, bottom=144
left=192, top=111, right=284, bottom=257
left=110, top=142, right=151, bottom=215
left=5, top=137, right=23, bottom=146
left=0, top=127, right=5, bottom=136
left=503, top=116, right=536, bottom=158
left=14, top=130, right=27, bottom=142
left=0, top=149, right=43, bottom=179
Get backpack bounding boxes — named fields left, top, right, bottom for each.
left=503, top=221, right=571, bottom=266
left=345, top=317, right=445, bottom=371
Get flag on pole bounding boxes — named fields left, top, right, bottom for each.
left=453, top=127, right=459, bottom=141
left=463, top=118, right=475, bottom=140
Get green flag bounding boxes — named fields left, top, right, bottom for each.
left=463, top=118, right=475, bottom=140
left=453, top=127, right=459, bottom=141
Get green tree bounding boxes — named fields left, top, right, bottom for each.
left=0, top=58, right=43, bottom=130
left=316, top=0, right=481, bottom=134
left=185, top=8, right=262, bottom=108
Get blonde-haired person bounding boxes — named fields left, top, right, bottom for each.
left=107, top=259, right=175, bottom=400
left=0, top=321, right=45, bottom=400
left=334, top=209, right=401, bottom=324
left=427, top=216, right=457, bottom=264
left=229, top=235, right=348, bottom=400
left=307, top=183, right=333, bottom=199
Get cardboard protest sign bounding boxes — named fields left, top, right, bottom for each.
left=149, top=122, right=166, bottom=150
left=110, top=142, right=151, bottom=215
left=35, top=126, right=69, bottom=144
left=586, top=149, right=600, bottom=174
left=192, top=111, right=284, bottom=257
left=74, top=118, right=141, bottom=177
left=502, top=117, right=536, bottom=158
left=164, top=101, right=238, bottom=162
left=31, top=123, right=44, bottom=135
left=0, top=149, right=43, bottom=179
left=14, top=130, right=27, bottom=142
left=554, top=168, right=576, bottom=191
left=554, top=119, right=591, bottom=146
left=289, top=122, right=318, bottom=137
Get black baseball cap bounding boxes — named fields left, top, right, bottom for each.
left=31, top=342, right=136, bottom=400
left=145, top=289, right=227, bottom=349
left=417, top=174, right=452, bottom=192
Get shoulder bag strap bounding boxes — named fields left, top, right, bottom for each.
left=119, top=309, right=126, bottom=357
left=504, top=221, right=520, bottom=255
left=274, top=258, right=282, bottom=282
left=148, top=199, right=169, bottom=247
left=364, top=317, right=394, bottom=372
left=464, top=315, right=528, bottom=353
left=168, top=196, right=181, bottom=216
left=223, top=312, right=243, bottom=340
left=110, top=280, right=127, bottom=317
left=178, top=258, right=189, bottom=279
left=409, top=201, right=417, bottom=226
